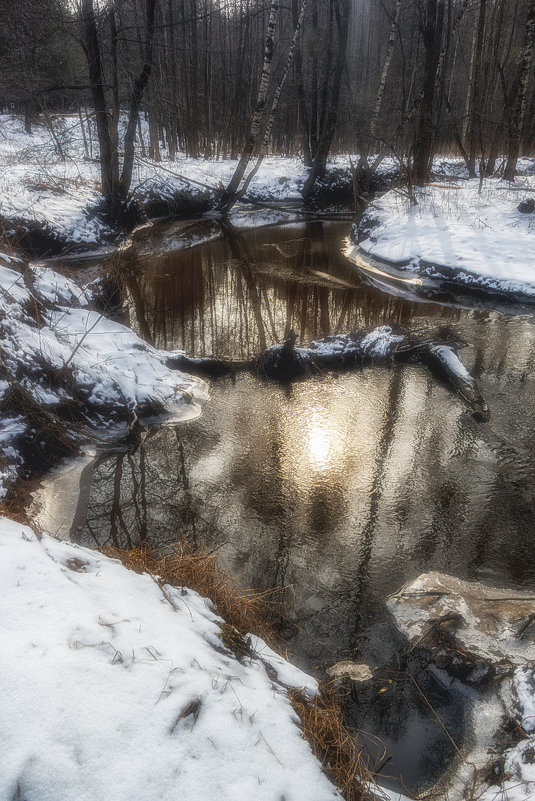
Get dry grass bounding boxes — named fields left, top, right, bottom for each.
left=0, top=491, right=31, bottom=524
left=290, top=688, right=371, bottom=801
left=102, top=540, right=374, bottom=801
left=101, top=540, right=279, bottom=645
left=21, top=177, right=67, bottom=195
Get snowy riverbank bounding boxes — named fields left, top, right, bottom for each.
left=0, top=516, right=343, bottom=801
left=0, top=251, right=207, bottom=500
left=4, top=510, right=534, bottom=801
left=387, top=573, right=535, bottom=801
left=0, top=113, right=315, bottom=253
left=0, top=112, right=389, bottom=255
left=354, top=178, right=535, bottom=301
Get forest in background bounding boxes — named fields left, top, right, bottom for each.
left=1, top=0, right=535, bottom=212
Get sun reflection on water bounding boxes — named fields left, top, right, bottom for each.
left=306, top=415, right=338, bottom=470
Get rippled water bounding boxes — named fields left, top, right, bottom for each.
left=70, top=218, right=535, bottom=794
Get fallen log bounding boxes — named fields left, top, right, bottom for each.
left=420, top=343, right=489, bottom=421
left=165, top=325, right=489, bottom=421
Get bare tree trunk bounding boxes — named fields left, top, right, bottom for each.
left=109, top=2, right=120, bottom=170
left=412, top=0, right=445, bottom=186
left=119, top=0, right=158, bottom=200
left=233, top=0, right=309, bottom=202
left=218, top=0, right=280, bottom=211
left=462, top=11, right=478, bottom=149
left=292, top=0, right=312, bottom=166
left=467, top=0, right=487, bottom=178
left=359, top=0, right=402, bottom=174
left=504, top=0, right=535, bottom=180
left=80, top=0, right=120, bottom=218
left=148, top=105, right=161, bottom=161
left=78, top=105, right=89, bottom=159
left=302, top=0, right=351, bottom=201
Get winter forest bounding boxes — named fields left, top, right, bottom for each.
left=3, top=0, right=535, bottom=210
left=3, top=3, right=535, bottom=801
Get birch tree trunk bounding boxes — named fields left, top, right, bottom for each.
left=231, top=0, right=309, bottom=203
left=360, top=0, right=402, bottom=171
left=218, top=1, right=280, bottom=212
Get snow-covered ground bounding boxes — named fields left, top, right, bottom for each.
left=0, top=112, right=387, bottom=250
left=2, top=511, right=531, bottom=801
left=356, top=179, right=535, bottom=300
left=388, top=573, right=535, bottom=801
left=0, top=515, right=343, bottom=801
left=0, top=251, right=207, bottom=498
left=0, top=114, right=304, bottom=248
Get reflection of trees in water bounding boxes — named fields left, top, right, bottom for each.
left=469, top=438, right=535, bottom=583
left=345, top=368, right=404, bottom=645
left=83, top=431, right=211, bottom=551
left=123, top=221, right=458, bottom=358
left=82, top=224, right=535, bottom=664
left=82, top=366, right=535, bottom=665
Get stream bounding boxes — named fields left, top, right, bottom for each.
left=37, top=217, right=535, bottom=796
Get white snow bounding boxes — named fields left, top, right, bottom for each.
left=31, top=265, right=89, bottom=307
left=426, top=344, right=472, bottom=381
left=0, top=254, right=207, bottom=498
left=513, top=667, right=535, bottom=734
left=479, top=736, right=535, bottom=801
left=359, top=326, right=405, bottom=357
left=308, top=326, right=404, bottom=358
left=0, top=112, right=395, bottom=249
left=46, top=306, right=203, bottom=413
left=358, top=180, right=535, bottom=298
left=248, top=635, right=318, bottom=697
left=0, top=113, right=314, bottom=247
left=0, top=516, right=341, bottom=801
left=387, top=572, right=535, bottom=667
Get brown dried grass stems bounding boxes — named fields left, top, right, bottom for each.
left=102, top=540, right=374, bottom=801
left=101, top=540, right=279, bottom=645
left=290, top=688, right=371, bottom=801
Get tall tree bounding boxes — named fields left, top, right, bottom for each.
left=504, top=0, right=535, bottom=180
left=218, top=0, right=280, bottom=211
left=80, top=0, right=120, bottom=217
left=79, top=0, right=157, bottom=219
left=302, top=0, right=351, bottom=201
left=466, top=0, right=487, bottom=177
left=119, top=0, right=157, bottom=199
left=412, top=0, right=445, bottom=186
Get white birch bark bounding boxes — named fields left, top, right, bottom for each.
left=219, top=1, right=280, bottom=211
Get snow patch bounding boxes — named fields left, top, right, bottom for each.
left=357, top=180, right=535, bottom=299
left=0, top=516, right=341, bottom=801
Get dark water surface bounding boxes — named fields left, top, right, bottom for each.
left=76, top=219, right=535, bottom=794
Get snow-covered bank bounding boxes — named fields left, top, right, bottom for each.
left=0, top=114, right=306, bottom=252
left=0, top=516, right=342, bottom=801
left=354, top=179, right=535, bottom=300
left=0, top=252, right=207, bottom=499
left=0, top=113, right=389, bottom=254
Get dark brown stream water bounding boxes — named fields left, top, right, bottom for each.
left=72, top=218, right=535, bottom=795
